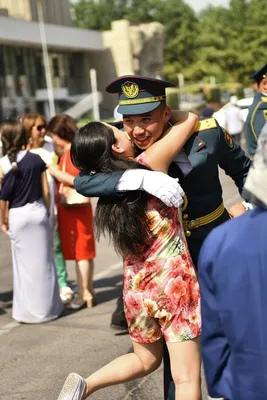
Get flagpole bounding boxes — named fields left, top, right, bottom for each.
left=37, top=0, right=56, bottom=118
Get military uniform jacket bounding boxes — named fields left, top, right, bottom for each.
left=245, top=92, right=267, bottom=155
left=74, top=118, right=251, bottom=264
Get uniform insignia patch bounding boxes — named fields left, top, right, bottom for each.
left=264, top=110, right=267, bottom=120
left=196, top=137, right=206, bottom=151
left=121, top=81, right=139, bottom=99
left=196, top=118, right=217, bottom=132
left=223, top=129, right=234, bottom=148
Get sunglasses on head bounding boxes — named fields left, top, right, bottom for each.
left=36, top=124, right=46, bottom=131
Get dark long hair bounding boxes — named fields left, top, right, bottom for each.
left=71, top=122, right=151, bottom=257
left=1, top=120, right=27, bottom=175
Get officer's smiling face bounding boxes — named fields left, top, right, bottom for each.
left=123, top=103, right=172, bottom=150
left=258, top=78, right=267, bottom=94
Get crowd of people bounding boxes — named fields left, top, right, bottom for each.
left=0, top=113, right=96, bottom=324
left=1, top=62, right=267, bottom=400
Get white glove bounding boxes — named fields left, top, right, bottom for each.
left=116, top=169, right=184, bottom=208
left=241, top=201, right=253, bottom=211
left=141, top=170, right=184, bottom=208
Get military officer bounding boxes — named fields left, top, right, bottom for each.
left=74, top=75, right=251, bottom=400
left=198, top=121, right=267, bottom=400
left=245, top=62, right=267, bottom=156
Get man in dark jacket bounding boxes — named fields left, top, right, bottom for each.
left=245, top=62, right=267, bottom=156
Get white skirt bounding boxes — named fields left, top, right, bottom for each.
left=8, top=200, right=63, bottom=323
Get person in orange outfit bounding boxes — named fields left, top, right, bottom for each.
left=47, top=114, right=96, bottom=309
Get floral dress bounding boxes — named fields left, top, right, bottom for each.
left=123, top=154, right=201, bottom=344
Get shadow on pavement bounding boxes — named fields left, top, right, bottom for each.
left=93, top=273, right=123, bottom=289
left=59, top=274, right=123, bottom=318
left=0, top=290, right=13, bottom=315
left=0, top=275, right=124, bottom=319
left=0, top=289, right=13, bottom=303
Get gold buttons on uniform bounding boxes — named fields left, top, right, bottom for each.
left=185, top=230, right=191, bottom=237
left=183, top=214, right=188, bottom=220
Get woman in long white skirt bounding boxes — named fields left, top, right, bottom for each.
left=0, top=120, right=63, bottom=323
left=9, top=200, right=63, bottom=323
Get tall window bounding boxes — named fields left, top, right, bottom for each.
left=52, top=57, right=60, bottom=78
left=0, top=46, right=6, bottom=96
left=36, top=54, right=43, bottom=76
left=68, top=54, right=76, bottom=78
left=0, top=47, right=5, bottom=76
left=16, top=55, right=25, bottom=76
left=35, top=53, right=45, bottom=89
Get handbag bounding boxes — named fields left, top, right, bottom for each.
left=59, top=153, right=90, bottom=207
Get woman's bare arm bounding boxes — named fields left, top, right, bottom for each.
left=41, top=171, right=50, bottom=215
left=47, top=165, right=75, bottom=187
left=144, top=111, right=198, bottom=173
left=0, top=166, right=4, bottom=190
left=0, top=167, right=9, bottom=234
left=0, top=200, right=8, bottom=235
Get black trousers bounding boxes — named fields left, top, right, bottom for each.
left=111, top=290, right=126, bottom=326
left=111, top=258, right=127, bottom=328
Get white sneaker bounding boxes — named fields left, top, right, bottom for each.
left=59, top=286, right=74, bottom=304
left=57, top=373, right=86, bottom=400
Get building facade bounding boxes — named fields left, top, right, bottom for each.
left=0, top=0, right=72, bottom=25
left=0, top=1, right=164, bottom=120
left=0, top=0, right=106, bottom=119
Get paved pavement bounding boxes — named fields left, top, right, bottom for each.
left=0, top=170, right=241, bottom=400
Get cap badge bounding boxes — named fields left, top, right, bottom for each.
left=121, top=81, right=139, bottom=99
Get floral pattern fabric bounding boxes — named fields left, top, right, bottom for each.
left=123, top=153, right=201, bottom=343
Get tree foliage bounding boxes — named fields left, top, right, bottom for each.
left=72, top=0, right=267, bottom=85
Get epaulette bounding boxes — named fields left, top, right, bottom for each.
left=261, top=97, right=267, bottom=102
left=196, top=118, right=217, bottom=132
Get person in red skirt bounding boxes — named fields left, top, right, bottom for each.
left=47, top=114, right=96, bottom=309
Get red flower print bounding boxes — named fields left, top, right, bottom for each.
left=125, top=310, right=135, bottom=324
left=164, top=255, right=184, bottom=271
left=189, top=312, right=200, bottom=325
left=131, top=271, right=146, bottom=291
left=157, top=295, right=177, bottom=314
left=125, top=292, right=143, bottom=314
left=144, top=299, right=158, bottom=317
left=154, top=308, right=173, bottom=327
left=145, top=279, right=160, bottom=295
left=165, top=276, right=187, bottom=301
